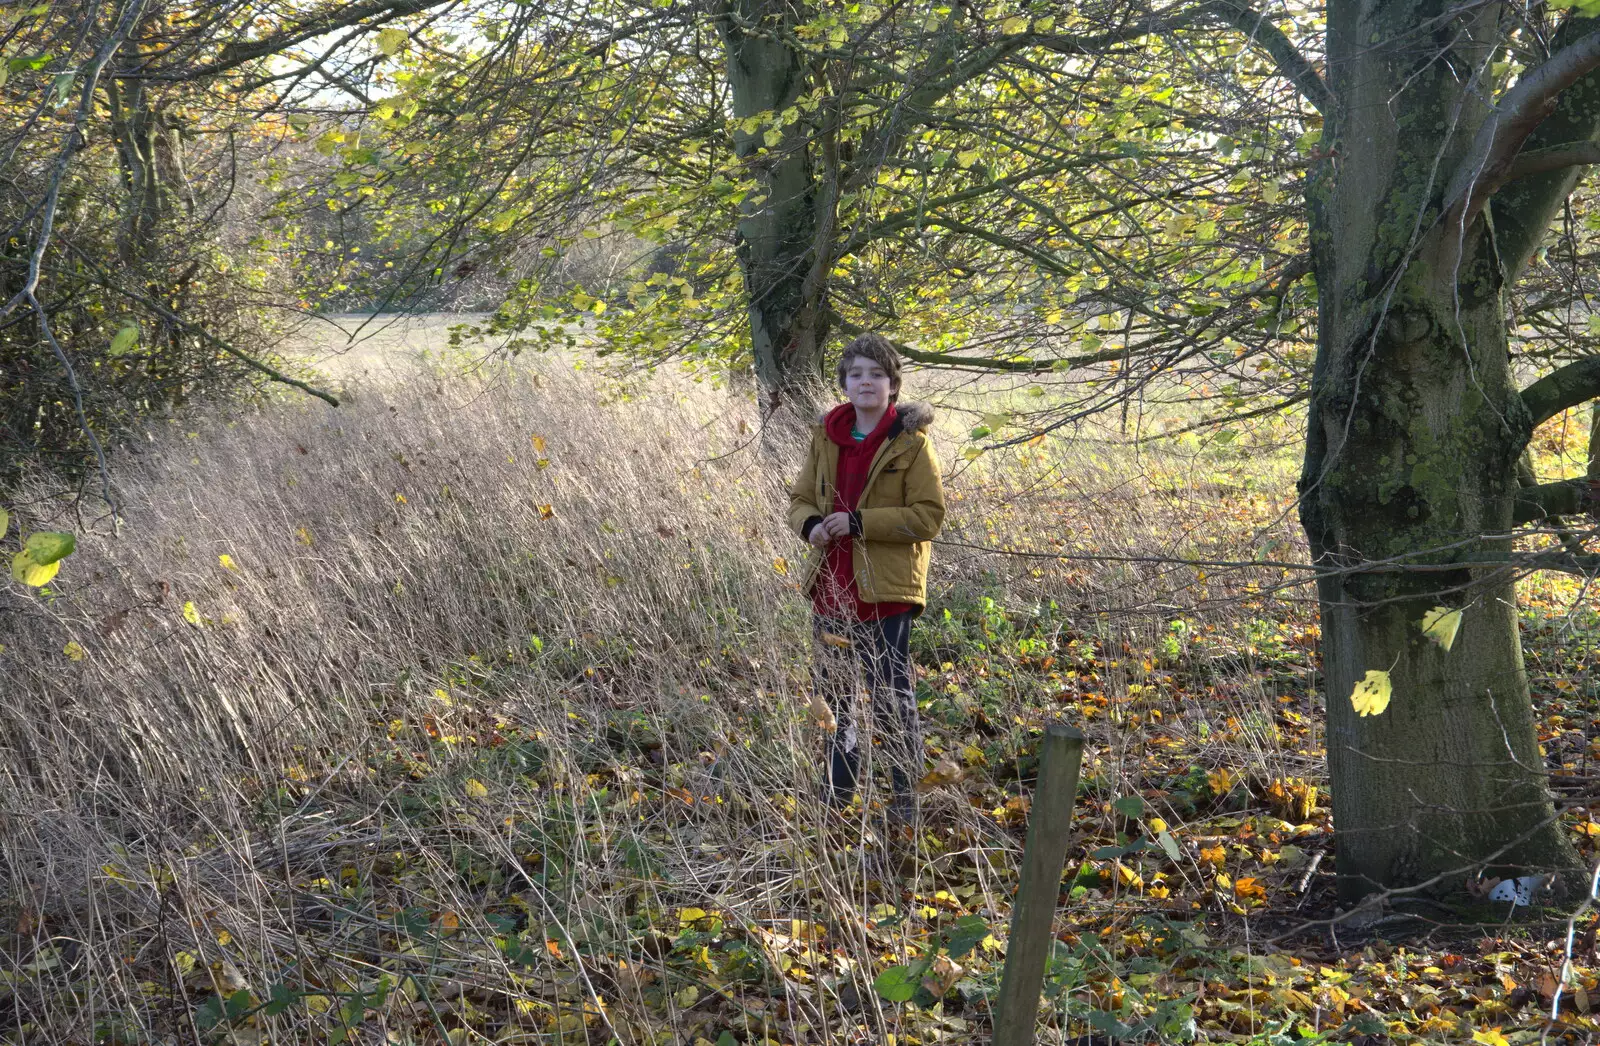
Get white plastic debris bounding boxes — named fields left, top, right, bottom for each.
left=1487, top=875, right=1546, bottom=907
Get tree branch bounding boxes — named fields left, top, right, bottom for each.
left=828, top=309, right=1135, bottom=373
left=1198, top=0, right=1330, bottom=115
left=1521, top=356, right=1600, bottom=429
left=153, top=0, right=459, bottom=80
left=1442, top=26, right=1600, bottom=232
left=1501, top=141, right=1600, bottom=184
left=1513, top=478, right=1596, bottom=522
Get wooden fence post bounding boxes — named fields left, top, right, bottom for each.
left=991, top=723, right=1086, bottom=1046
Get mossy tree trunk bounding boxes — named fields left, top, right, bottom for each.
left=714, top=0, right=832, bottom=424
left=1302, top=1, right=1600, bottom=901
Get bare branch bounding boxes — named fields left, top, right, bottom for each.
left=1520, top=355, right=1600, bottom=428
left=1513, top=477, right=1595, bottom=522
left=1199, top=0, right=1330, bottom=116
left=1501, top=141, right=1600, bottom=184
left=1442, top=27, right=1600, bottom=231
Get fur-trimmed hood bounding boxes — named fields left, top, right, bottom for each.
left=813, top=400, right=935, bottom=437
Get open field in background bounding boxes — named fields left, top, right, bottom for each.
left=6, top=322, right=1600, bottom=1044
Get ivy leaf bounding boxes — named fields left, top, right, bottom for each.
left=1419, top=605, right=1462, bottom=652
left=1350, top=669, right=1392, bottom=717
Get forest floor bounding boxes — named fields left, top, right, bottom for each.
left=6, top=325, right=1600, bottom=1044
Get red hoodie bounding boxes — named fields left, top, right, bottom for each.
left=812, top=402, right=916, bottom=622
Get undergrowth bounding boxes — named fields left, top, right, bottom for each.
left=4, top=354, right=1600, bottom=1044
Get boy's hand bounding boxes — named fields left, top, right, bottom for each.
left=808, top=524, right=832, bottom=547
left=820, top=511, right=853, bottom=539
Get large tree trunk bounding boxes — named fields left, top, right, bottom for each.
left=1305, top=0, right=1583, bottom=903
left=715, top=0, right=832, bottom=426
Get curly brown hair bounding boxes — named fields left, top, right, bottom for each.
left=835, top=333, right=902, bottom=401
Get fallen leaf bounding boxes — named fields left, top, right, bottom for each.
left=918, top=756, right=965, bottom=792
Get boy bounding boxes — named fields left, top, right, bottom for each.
left=788, top=333, right=946, bottom=820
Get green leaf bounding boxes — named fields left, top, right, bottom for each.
left=194, top=994, right=225, bottom=1030
left=1112, top=795, right=1145, bottom=819
left=261, top=982, right=297, bottom=1017
left=943, top=914, right=989, bottom=959
left=109, top=324, right=139, bottom=355
left=716, top=1034, right=738, bottom=1046
left=0, top=506, right=8, bottom=541
left=376, top=27, right=408, bottom=55
left=1156, top=829, right=1183, bottom=863
left=24, top=531, right=74, bottom=565
left=874, top=964, right=921, bottom=1002
left=1419, top=605, right=1463, bottom=652
left=50, top=69, right=75, bottom=107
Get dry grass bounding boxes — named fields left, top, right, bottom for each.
left=0, top=341, right=1315, bottom=1045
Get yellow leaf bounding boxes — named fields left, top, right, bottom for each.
left=917, top=756, right=965, bottom=792
left=772, top=556, right=788, bottom=576
left=11, top=550, right=59, bottom=587
left=956, top=149, right=981, bottom=168
left=63, top=641, right=85, bottom=662
left=218, top=554, right=237, bottom=571
left=1419, top=605, right=1463, bottom=652
left=1001, top=15, right=1028, bottom=33
left=183, top=601, right=202, bottom=628
left=1200, top=844, right=1226, bottom=867
left=0, top=506, right=8, bottom=540
left=375, top=27, right=408, bottom=55
left=1473, top=1028, right=1510, bottom=1046
left=1350, top=669, right=1392, bottom=717
left=294, top=526, right=314, bottom=546
left=1234, top=876, right=1268, bottom=900
left=464, top=778, right=489, bottom=799
left=216, top=930, right=232, bottom=946
left=530, top=434, right=546, bottom=452
left=678, top=907, right=707, bottom=927
left=818, top=631, right=851, bottom=649
left=801, top=689, right=837, bottom=731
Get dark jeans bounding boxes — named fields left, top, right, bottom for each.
left=814, top=610, right=922, bottom=806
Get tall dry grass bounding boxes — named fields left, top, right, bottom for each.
left=0, top=350, right=1310, bottom=1044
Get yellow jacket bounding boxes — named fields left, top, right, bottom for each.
left=787, top=401, right=946, bottom=608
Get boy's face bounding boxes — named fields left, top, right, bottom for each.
left=842, top=356, right=896, bottom=413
